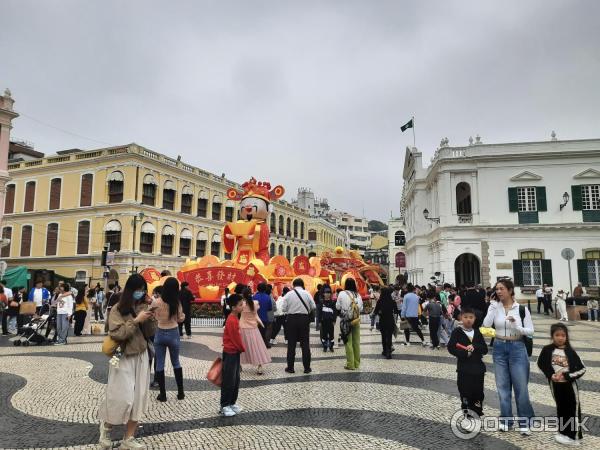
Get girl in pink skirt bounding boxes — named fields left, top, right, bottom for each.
left=239, top=286, right=271, bottom=374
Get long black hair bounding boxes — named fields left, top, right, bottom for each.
left=117, top=274, right=147, bottom=315
left=242, top=286, right=254, bottom=311
left=162, top=277, right=181, bottom=319
left=344, top=278, right=357, bottom=293
left=379, top=287, right=393, bottom=303
left=75, top=286, right=87, bottom=305
left=550, top=322, right=572, bottom=348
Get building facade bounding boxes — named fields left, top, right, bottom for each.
left=387, top=217, right=407, bottom=283
left=306, top=217, right=346, bottom=256
left=329, top=210, right=371, bottom=256
left=2, top=143, right=311, bottom=286
left=401, top=137, right=600, bottom=296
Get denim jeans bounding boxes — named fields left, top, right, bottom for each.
left=154, top=327, right=181, bottom=371
left=492, top=339, right=535, bottom=427
left=56, top=314, right=70, bottom=344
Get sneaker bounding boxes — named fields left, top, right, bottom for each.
left=554, top=433, right=580, bottom=446
left=517, top=427, right=531, bottom=436
left=99, top=423, right=112, bottom=448
left=119, top=436, right=145, bottom=449
left=270, top=339, right=276, bottom=345
left=230, top=404, right=242, bottom=414
left=220, top=406, right=236, bottom=417
left=284, top=367, right=295, bottom=374
left=304, top=368, right=312, bottom=374
left=421, top=341, right=428, bottom=347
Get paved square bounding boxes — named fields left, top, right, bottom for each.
left=1, top=314, right=599, bottom=449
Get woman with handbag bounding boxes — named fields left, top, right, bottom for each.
left=151, top=277, right=186, bottom=402
left=336, top=278, right=363, bottom=370
left=99, top=274, right=156, bottom=450
left=239, top=286, right=271, bottom=375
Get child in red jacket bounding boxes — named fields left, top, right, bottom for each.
left=221, top=294, right=246, bottom=417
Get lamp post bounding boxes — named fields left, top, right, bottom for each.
left=423, top=209, right=440, bottom=224
left=131, top=211, right=145, bottom=273
left=559, top=192, right=570, bottom=211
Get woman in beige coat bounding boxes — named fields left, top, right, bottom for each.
left=99, top=274, right=156, bottom=450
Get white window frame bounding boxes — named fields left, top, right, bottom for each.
left=522, top=259, right=542, bottom=286
left=582, top=184, right=600, bottom=210
left=44, top=222, right=60, bottom=256
left=76, top=219, right=92, bottom=255
left=47, top=176, right=63, bottom=211
left=79, top=172, right=95, bottom=207
left=517, top=187, right=537, bottom=212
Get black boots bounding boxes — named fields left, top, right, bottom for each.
left=174, top=367, right=185, bottom=400
left=156, top=371, right=167, bottom=402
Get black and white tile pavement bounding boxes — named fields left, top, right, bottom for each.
left=0, top=314, right=598, bottom=449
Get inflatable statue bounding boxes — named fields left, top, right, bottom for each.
left=223, top=177, right=284, bottom=266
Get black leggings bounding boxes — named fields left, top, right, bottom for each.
left=552, top=381, right=583, bottom=440
left=74, top=310, right=86, bottom=336
left=428, top=316, right=440, bottom=347
left=320, top=319, right=335, bottom=346
left=380, top=326, right=393, bottom=355
left=404, top=317, right=424, bottom=343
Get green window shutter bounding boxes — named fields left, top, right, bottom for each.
left=541, top=259, right=553, bottom=286
left=513, top=259, right=524, bottom=286
left=577, top=259, right=589, bottom=287
left=536, top=186, right=547, bottom=211
left=518, top=211, right=539, bottom=224
left=571, top=185, right=583, bottom=211
left=508, top=187, right=519, bottom=212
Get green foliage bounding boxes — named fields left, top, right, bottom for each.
left=368, top=220, right=388, bottom=232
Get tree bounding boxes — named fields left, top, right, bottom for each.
left=368, top=220, right=388, bottom=232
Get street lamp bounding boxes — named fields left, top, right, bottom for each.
left=131, top=211, right=145, bottom=273
left=559, top=192, right=570, bottom=211
left=423, top=208, right=440, bottom=223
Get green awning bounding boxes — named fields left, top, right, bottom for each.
left=2, top=266, right=30, bottom=289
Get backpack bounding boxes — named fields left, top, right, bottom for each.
left=346, top=291, right=361, bottom=327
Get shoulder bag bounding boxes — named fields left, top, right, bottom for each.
left=293, top=289, right=315, bottom=322
left=518, top=305, right=533, bottom=357
left=346, top=291, right=361, bottom=327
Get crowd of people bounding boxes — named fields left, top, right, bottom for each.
left=0, top=272, right=590, bottom=448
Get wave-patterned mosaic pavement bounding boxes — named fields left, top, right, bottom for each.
left=1, top=314, right=599, bottom=449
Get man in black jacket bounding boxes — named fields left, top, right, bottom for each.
left=178, top=282, right=194, bottom=339
left=448, top=307, right=488, bottom=417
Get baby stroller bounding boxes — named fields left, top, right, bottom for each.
left=13, top=304, right=51, bottom=347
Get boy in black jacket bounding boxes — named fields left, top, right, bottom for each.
left=448, top=307, right=488, bottom=417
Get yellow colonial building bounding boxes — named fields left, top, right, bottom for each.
left=2, top=143, right=311, bottom=286
left=306, top=217, right=346, bottom=256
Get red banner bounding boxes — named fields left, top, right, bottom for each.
left=395, top=252, right=406, bottom=268
left=180, top=267, right=246, bottom=291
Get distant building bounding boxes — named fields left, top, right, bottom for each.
left=387, top=217, right=407, bottom=284
left=329, top=210, right=371, bottom=256
left=294, top=188, right=330, bottom=217
left=365, top=234, right=389, bottom=283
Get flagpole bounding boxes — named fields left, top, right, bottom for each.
left=412, top=116, right=416, bottom=148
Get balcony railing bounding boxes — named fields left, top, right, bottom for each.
left=458, top=214, right=473, bottom=224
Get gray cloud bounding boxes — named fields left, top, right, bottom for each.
left=2, top=0, right=599, bottom=220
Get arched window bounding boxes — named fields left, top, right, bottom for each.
left=293, top=220, right=298, bottom=238
left=80, top=174, right=93, bottom=207
left=456, top=182, right=472, bottom=215
left=49, top=178, right=61, bottom=210
left=300, top=222, right=305, bottom=239
left=20, top=225, right=32, bottom=257
left=270, top=243, right=275, bottom=256
left=270, top=213, right=276, bottom=233
left=196, top=231, right=208, bottom=257
left=286, top=218, right=292, bottom=237
left=293, top=247, right=298, bottom=257
left=140, top=222, right=156, bottom=253
left=161, top=225, right=175, bottom=255
left=179, top=228, right=192, bottom=256
left=300, top=248, right=305, bottom=256
left=24, top=181, right=36, bottom=211
left=394, top=230, right=406, bottom=246
left=278, top=244, right=284, bottom=256
left=1, top=227, right=12, bottom=257
left=107, top=171, right=124, bottom=203
left=163, top=180, right=176, bottom=210
left=104, top=220, right=122, bottom=252
left=278, top=215, right=284, bottom=235
left=46, top=223, right=58, bottom=256
left=308, top=229, right=317, bottom=241
left=77, top=221, right=90, bottom=254
left=142, top=174, right=157, bottom=206
left=4, top=184, right=15, bottom=214
left=211, top=234, right=221, bottom=257
left=212, top=194, right=222, bottom=221
left=197, top=191, right=208, bottom=217
left=286, top=246, right=291, bottom=261
left=181, top=186, right=193, bottom=214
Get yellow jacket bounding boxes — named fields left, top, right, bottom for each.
left=75, top=297, right=89, bottom=312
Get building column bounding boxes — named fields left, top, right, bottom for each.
left=0, top=89, right=18, bottom=231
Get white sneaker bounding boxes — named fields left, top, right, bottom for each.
left=269, top=339, right=276, bottom=345
left=421, top=341, right=428, bottom=347
left=221, top=406, right=236, bottom=417
left=119, top=436, right=146, bottom=449
left=230, top=404, right=242, bottom=414
left=555, top=434, right=580, bottom=446
left=517, top=426, right=531, bottom=436
left=99, top=423, right=112, bottom=448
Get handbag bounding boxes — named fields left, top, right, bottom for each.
left=293, top=289, right=315, bottom=322
left=102, top=336, right=120, bottom=357
left=518, top=305, right=533, bottom=357
left=207, top=357, right=223, bottom=386
left=19, top=301, right=36, bottom=315
left=346, top=292, right=361, bottom=327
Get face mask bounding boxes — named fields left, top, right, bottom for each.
left=133, top=290, right=145, bottom=301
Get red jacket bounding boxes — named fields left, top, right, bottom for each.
left=223, top=314, right=246, bottom=354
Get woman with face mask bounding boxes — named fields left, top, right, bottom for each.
left=98, top=274, right=156, bottom=450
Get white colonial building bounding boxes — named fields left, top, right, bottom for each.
left=387, top=217, right=407, bottom=283
left=401, top=136, right=600, bottom=297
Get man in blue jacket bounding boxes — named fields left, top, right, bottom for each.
left=28, top=280, right=51, bottom=315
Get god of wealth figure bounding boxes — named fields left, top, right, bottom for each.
left=222, top=177, right=285, bottom=266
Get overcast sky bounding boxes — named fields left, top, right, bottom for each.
left=2, top=0, right=599, bottom=221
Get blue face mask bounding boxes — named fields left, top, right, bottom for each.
left=133, top=290, right=146, bottom=301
